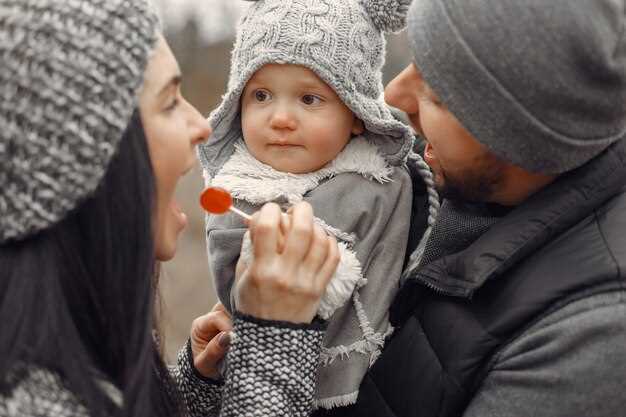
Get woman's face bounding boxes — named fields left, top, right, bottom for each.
left=139, top=36, right=211, bottom=261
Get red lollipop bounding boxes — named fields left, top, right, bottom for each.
left=200, top=187, right=251, bottom=220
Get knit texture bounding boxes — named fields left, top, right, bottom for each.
left=198, top=0, right=417, bottom=179
left=407, top=0, right=626, bottom=174
left=170, top=340, right=223, bottom=417
left=0, top=315, right=325, bottom=416
left=221, top=314, right=325, bottom=417
left=0, top=0, right=160, bottom=243
left=0, top=365, right=90, bottom=416
left=418, top=200, right=510, bottom=268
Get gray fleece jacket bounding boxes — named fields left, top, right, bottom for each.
left=205, top=136, right=414, bottom=408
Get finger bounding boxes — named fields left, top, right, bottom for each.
left=247, top=211, right=260, bottom=234
left=192, top=310, right=233, bottom=342
left=282, top=202, right=314, bottom=264
left=235, top=256, right=249, bottom=283
left=250, top=203, right=282, bottom=260
left=277, top=213, right=291, bottom=253
left=302, top=224, right=330, bottom=274
left=315, top=235, right=340, bottom=289
left=211, top=302, right=227, bottom=314
left=243, top=209, right=258, bottom=227
left=194, top=331, right=231, bottom=378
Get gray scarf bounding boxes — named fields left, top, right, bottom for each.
left=418, top=199, right=511, bottom=268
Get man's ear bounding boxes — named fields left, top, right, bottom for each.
left=352, top=118, right=365, bottom=135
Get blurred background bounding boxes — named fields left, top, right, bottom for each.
left=154, top=0, right=413, bottom=362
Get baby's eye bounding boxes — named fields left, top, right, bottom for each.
left=254, top=89, right=271, bottom=102
left=302, top=94, right=322, bottom=106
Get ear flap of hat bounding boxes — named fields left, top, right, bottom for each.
left=361, top=0, right=411, bottom=33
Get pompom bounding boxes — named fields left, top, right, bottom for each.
left=361, top=0, right=412, bottom=33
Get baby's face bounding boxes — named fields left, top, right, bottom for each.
left=241, top=64, right=363, bottom=173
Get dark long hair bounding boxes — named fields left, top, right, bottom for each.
left=0, top=111, right=182, bottom=416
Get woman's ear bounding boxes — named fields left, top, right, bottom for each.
left=351, top=118, right=365, bottom=135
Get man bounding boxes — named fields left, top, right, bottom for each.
left=317, top=0, right=626, bottom=416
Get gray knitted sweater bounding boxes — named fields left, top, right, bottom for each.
left=0, top=314, right=325, bottom=416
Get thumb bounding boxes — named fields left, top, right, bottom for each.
left=194, top=331, right=232, bottom=378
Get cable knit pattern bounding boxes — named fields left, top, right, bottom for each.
left=198, top=0, right=416, bottom=180
left=362, top=0, right=412, bottom=33
left=0, top=0, right=160, bottom=243
left=220, top=313, right=326, bottom=417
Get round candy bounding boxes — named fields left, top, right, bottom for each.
left=200, top=187, right=232, bottom=214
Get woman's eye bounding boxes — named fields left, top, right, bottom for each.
left=302, top=94, right=322, bottom=105
left=254, top=90, right=271, bottom=102
left=165, top=98, right=179, bottom=112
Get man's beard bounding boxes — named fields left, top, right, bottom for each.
left=435, top=155, right=505, bottom=203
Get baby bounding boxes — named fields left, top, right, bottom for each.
left=198, top=0, right=437, bottom=409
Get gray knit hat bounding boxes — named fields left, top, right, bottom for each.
left=0, top=0, right=161, bottom=243
left=198, top=0, right=415, bottom=179
left=407, top=0, right=626, bottom=174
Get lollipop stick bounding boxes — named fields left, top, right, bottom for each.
left=229, top=206, right=252, bottom=221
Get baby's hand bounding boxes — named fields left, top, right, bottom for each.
left=189, top=303, right=233, bottom=379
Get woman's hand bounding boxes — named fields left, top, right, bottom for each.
left=189, top=302, right=232, bottom=379
left=234, top=202, right=340, bottom=324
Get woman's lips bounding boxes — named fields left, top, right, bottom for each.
left=170, top=199, right=187, bottom=230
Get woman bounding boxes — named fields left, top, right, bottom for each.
left=0, top=1, right=338, bottom=416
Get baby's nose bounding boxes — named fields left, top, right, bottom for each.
left=270, top=107, right=297, bottom=130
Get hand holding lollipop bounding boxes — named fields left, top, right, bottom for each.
left=199, top=187, right=339, bottom=322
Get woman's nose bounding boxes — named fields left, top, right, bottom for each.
left=188, top=103, right=212, bottom=146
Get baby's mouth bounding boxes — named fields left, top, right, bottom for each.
left=267, top=139, right=301, bottom=147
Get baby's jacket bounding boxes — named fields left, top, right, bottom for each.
left=204, top=136, right=412, bottom=408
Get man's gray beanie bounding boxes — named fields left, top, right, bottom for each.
left=407, top=0, right=626, bottom=174
left=198, top=0, right=416, bottom=179
left=0, top=0, right=160, bottom=243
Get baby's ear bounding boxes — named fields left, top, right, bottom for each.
left=352, top=118, right=365, bottom=135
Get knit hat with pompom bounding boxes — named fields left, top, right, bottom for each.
left=198, top=0, right=416, bottom=179
left=0, top=0, right=160, bottom=243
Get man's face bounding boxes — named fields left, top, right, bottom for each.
left=384, top=63, right=507, bottom=202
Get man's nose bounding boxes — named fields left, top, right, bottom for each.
left=384, top=64, right=420, bottom=115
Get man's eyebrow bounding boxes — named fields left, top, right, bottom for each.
left=157, top=75, right=182, bottom=97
